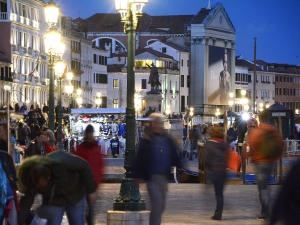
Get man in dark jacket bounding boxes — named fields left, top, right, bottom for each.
left=133, top=113, right=182, bottom=225
left=17, top=151, right=97, bottom=225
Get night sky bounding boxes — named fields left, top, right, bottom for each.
left=57, top=0, right=300, bottom=65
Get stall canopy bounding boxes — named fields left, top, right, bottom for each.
left=71, top=108, right=126, bottom=115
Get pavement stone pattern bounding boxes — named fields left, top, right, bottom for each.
left=94, top=183, right=279, bottom=225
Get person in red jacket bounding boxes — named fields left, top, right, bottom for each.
left=75, top=124, right=104, bottom=225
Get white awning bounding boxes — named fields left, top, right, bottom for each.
left=71, top=108, right=126, bottom=115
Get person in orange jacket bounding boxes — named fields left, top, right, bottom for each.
left=75, top=125, right=104, bottom=225
left=247, top=110, right=283, bottom=221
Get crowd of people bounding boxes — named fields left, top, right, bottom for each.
left=1, top=108, right=300, bottom=225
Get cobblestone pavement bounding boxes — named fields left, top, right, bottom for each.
left=93, top=183, right=279, bottom=225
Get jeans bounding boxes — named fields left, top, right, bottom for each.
left=255, top=162, right=274, bottom=218
left=86, top=196, right=94, bottom=225
left=211, top=172, right=226, bottom=218
left=47, top=196, right=86, bottom=225
left=147, top=174, right=168, bottom=225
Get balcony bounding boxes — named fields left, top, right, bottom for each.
left=23, top=48, right=29, bottom=56
left=12, top=73, right=20, bottom=82
left=0, top=12, right=8, bottom=21
left=10, top=13, right=17, bottom=21
left=170, top=90, right=173, bottom=94
left=28, top=48, right=33, bottom=55
left=12, top=45, right=19, bottom=54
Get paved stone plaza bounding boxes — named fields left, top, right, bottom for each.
left=94, top=183, right=278, bottom=225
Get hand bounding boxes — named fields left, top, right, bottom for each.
left=88, top=192, right=97, bottom=205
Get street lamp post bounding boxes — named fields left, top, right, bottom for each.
left=114, top=0, right=148, bottom=211
left=55, top=59, right=67, bottom=151
left=44, top=0, right=60, bottom=133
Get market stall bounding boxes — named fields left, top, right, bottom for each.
left=67, top=108, right=127, bottom=157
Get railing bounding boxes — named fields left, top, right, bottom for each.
left=28, top=48, right=33, bottom=55
left=0, top=12, right=8, bottom=20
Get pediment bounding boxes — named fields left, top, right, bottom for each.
left=205, top=6, right=235, bottom=33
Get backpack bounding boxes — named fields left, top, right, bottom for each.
left=259, top=128, right=282, bottom=158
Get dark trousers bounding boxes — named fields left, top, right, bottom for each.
left=211, top=172, right=226, bottom=218
left=86, top=196, right=94, bottom=225
left=255, top=162, right=274, bottom=218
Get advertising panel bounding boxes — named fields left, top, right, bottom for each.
left=207, top=46, right=232, bottom=105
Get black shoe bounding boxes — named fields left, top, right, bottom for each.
left=257, top=216, right=269, bottom=221
left=189, top=158, right=193, bottom=160
left=211, top=215, right=222, bottom=220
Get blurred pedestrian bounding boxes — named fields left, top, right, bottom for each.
left=17, top=151, right=97, bottom=225
left=17, top=122, right=27, bottom=145
left=247, top=110, right=283, bottom=221
left=0, top=123, right=18, bottom=224
left=133, top=113, right=182, bottom=225
left=14, top=103, right=20, bottom=113
left=189, top=125, right=200, bottom=160
left=270, top=163, right=300, bottom=225
left=75, top=125, right=104, bottom=225
left=203, top=126, right=228, bottom=220
left=30, top=123, right=40, bottom=141
left=0, top=123, right=15, bottom=160
left=42, top=109, right=48, bottom=127
left=25, top=131, right=48, bottom=157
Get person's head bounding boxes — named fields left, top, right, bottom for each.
left=30, top=164, right=51, bottom=189
left=149, top=113, right=165, bottom=134
left=258, top=110, right=268, bottom=124
left=84, top=124, right=94, bottom=142
left=45, top=129, right=55, bottom=142
left=0, top=123, right=8, bottom=141
left=36, top=131, right=47, bottom=143
left=211, top=126, right=224, bottom=139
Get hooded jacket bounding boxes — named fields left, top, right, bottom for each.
left=17, top=151, right=97, bottom=225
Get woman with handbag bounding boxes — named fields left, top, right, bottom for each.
left=203, top=125, right=228, bottom=220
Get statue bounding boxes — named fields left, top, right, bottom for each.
left=143, top=106, right=156, bottom=117
left=146, top=63, right=161, bottom=92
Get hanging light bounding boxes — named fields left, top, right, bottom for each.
left=65, top=83, right=74, bottom=95
left=115, top=0, right=129, bottom=21
left=44, top=0, right=59, bottom=25
left=129, top=0, right=148, bottom=15
left=95, top=98, right=102, bottom=106
left=44, top=27, right=61, bottom=54
left=66, top=72, right=73, bottom=80
left=77, top=88, right=82, bottom=95
left=96, top=91, right=102, bottom=98
left=55, top=60, right=66, bottom=77
left=241, top=89, right=247, bottom=97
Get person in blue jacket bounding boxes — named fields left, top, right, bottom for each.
left=133, top=113, right=182, bottom=225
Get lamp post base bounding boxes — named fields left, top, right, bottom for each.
left=107, top=210, right=150, bottom=225
left=113, top=177, right=146, bottom=211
